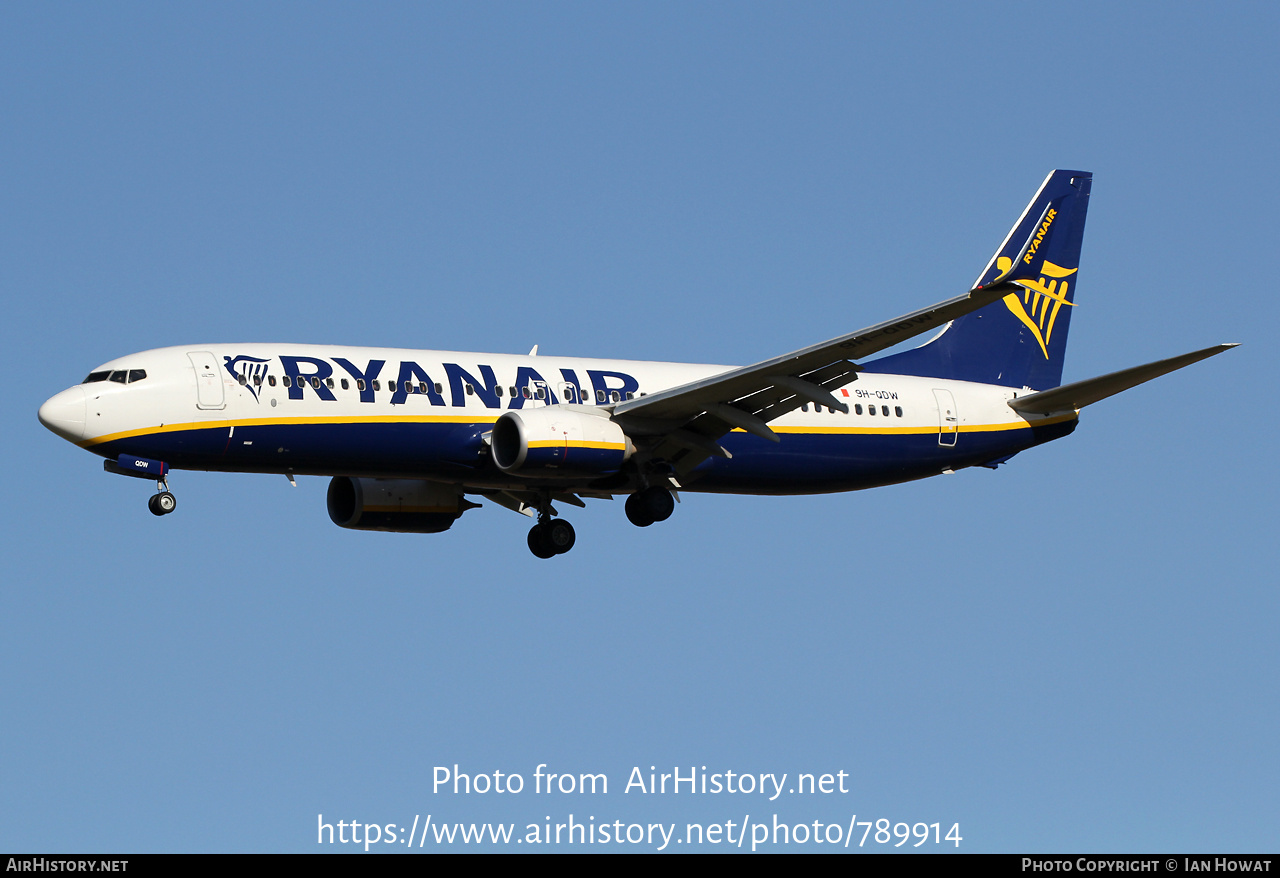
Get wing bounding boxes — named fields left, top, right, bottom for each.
left=611, top=283, right=1019, bottom=475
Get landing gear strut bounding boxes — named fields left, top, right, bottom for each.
left=148, top=479, right=177, bottom=517
left=527, top=508, right=576, bottom=559
left=625, top=486, right=674, bottom=527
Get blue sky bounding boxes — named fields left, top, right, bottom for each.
left=4, top=2, right=1276, bottom=852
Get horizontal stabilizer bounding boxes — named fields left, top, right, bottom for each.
left=1008, top=344, right=1238, bottom=414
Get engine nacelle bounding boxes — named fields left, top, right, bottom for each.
left=326, top=477, right=477, bottom=533
left=491, top=407, right=634, bottom=476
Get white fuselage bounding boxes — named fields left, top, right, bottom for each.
left=40, top=344, right=1071, bottom=495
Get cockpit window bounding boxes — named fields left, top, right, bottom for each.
left=85, top=369, right=147, bottom=384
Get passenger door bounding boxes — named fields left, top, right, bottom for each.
left=933, top=388, right=958, bottom=447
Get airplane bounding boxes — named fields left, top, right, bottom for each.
left=38, top=170, right=1235, bottom=558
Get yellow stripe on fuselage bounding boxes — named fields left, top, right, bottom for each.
left=81, top=411, right=1077, bottom=448
left=754, top=411, right=1076, bottom=436
left=79, top=413, right=496, bottom=448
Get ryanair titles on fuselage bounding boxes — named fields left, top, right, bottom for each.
left=227, top=353, right=641, bottom=410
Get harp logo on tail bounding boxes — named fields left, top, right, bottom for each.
left=998, top=256, right=1078, bottom=358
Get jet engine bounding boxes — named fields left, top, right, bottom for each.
left=490, top=407, right=634, bottom=476
left=326, top=477, right=477, bottom=533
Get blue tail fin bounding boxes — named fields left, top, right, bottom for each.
left=864, top=170, right=1092, bottom=389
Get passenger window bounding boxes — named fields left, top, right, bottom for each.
left=341, top=379, right=349, bottom=390
left=237, top=374, right=248, bottom=385
left=356, top=379, right=365, bottom=391
left=253, top=374, right=262, bottom=386
left=495, top=386, right=503, bottom=398
left=372, top=380, right=381, bottom=391
left=610, top=391, right=620, bottom=403
left=895, top=406, right=903, bottom=417
left=868, top=404, right=875, bottom=416
left=625, top=392, right=634, bottom=400
left=596, top=390, right=606, bottom=403
left=522, top=387, right=531, bottom=399
left=854, top=404, right=862, bottom=415
left=268, top=376, right=277, bottom=387
left=128, top=370, right=147, bottom=383
left=465, top=384, right=474, bottom=395
left=509, top=386, right=517, bottom=397
left=389, top=381, right=398, bottom=392
left=801, top=403, right=809, bottom=412
left=283, top=376, right=292, bottom=388
left=882, top=405, right=889, bottom=416
left=326, top=378, right=334, bottom=389
left=537, top=387, right=546, bottom=400
left=311, top=377, right=321, bottom=389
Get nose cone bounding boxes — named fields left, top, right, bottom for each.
left=39, top=386, right=87, bottom=442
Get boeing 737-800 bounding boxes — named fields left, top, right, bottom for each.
left=39, top=171, right=1235, bottom=557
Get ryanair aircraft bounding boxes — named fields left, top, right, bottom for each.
left=39, top=171, right=1234, bottom=557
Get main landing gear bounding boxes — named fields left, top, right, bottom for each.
left=524, top=485, right=675, bottom=558
left=528, top=513, right=576, bottom=559
left=625, top=486, right=674, bottom=528
left=147, top=479, right=177, bottom=517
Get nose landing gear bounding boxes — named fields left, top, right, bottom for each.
left=148, top=479, right=177, bottom=517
